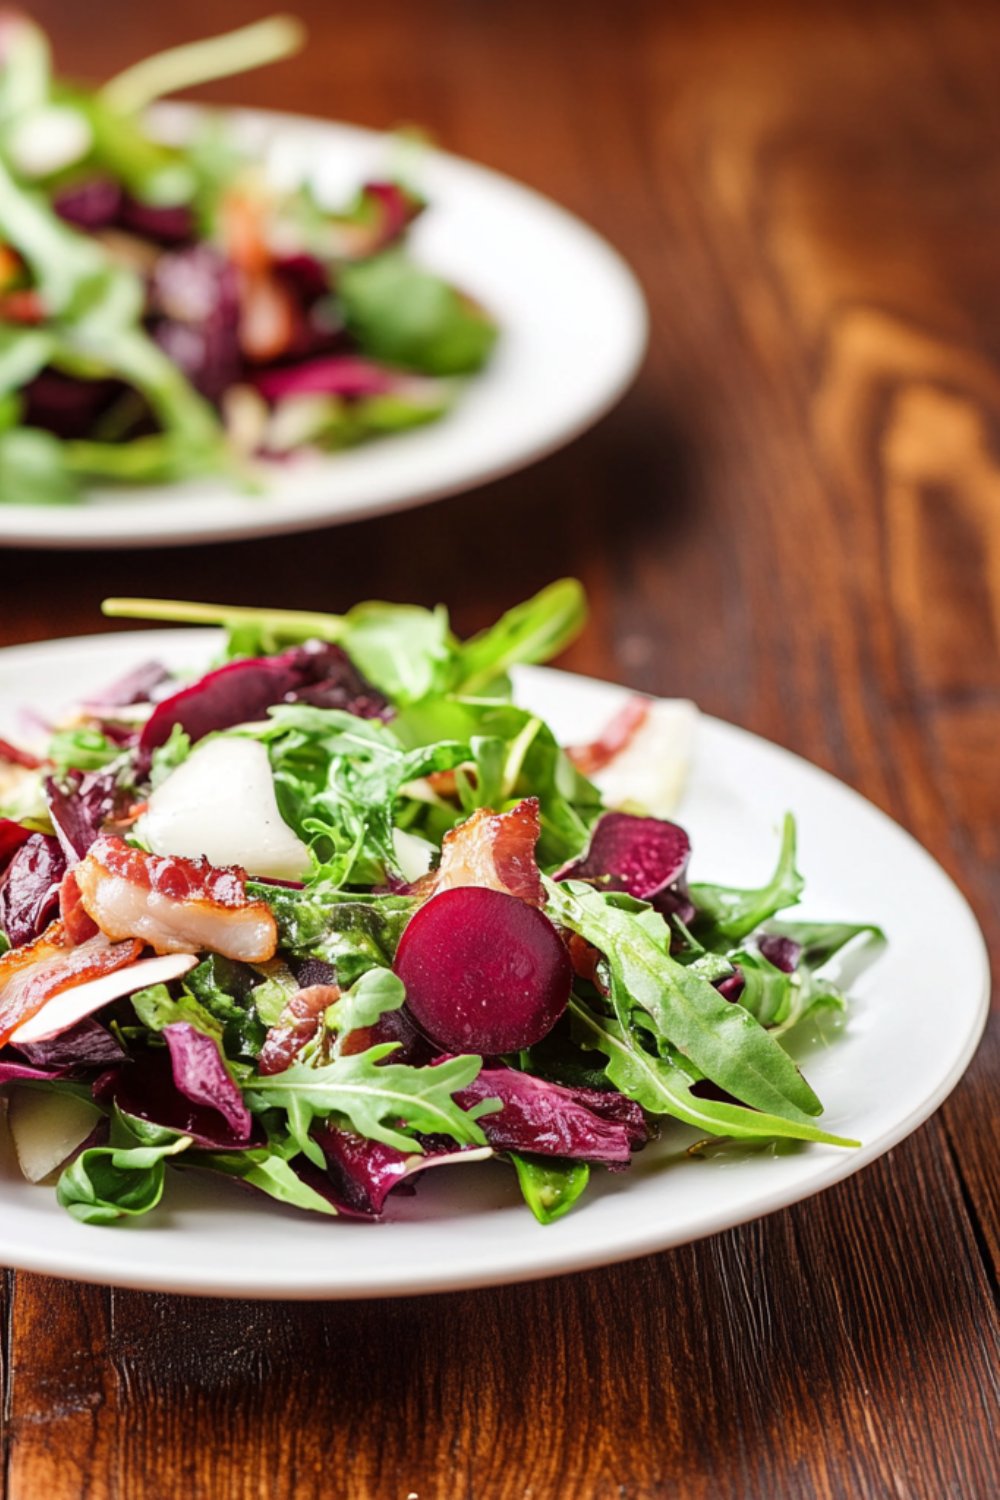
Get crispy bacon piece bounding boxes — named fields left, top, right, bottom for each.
left=59, top=869, right=100, bottom=945
left=73, top=836, right=278, bottom=962
left=565, top=696, right=650, bottom=779
left=0, top=737, right=44, bottom=771
left=258, top=983, right=339, bottom=1076
left=422, top=797, right=544, bottom=907
left=0, top=923, right=142, bottom=1049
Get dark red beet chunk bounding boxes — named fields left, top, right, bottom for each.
left=394, top=887, right=572, bottom=1055
left=555, top=811, right=691, bottom=901
left=139, top=641, right=389, bottom=753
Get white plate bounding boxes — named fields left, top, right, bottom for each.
left=0, top=632, right=988, bottom=1297
left=0, top=107, right=648, bottom=550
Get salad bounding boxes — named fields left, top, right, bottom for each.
left=0, top=14, right=498, bottom=506
left=0, top=581, right=882, bottom=1226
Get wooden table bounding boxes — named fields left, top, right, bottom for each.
left=2, top=0, right=1000, bottom=1493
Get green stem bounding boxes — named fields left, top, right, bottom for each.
left=101, top=16, right=306, bottom=114
left=101, top=597, right=348, bottom=641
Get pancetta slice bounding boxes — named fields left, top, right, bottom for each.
left=73, top=836, right=278, bottom=962
left=257, top=983, right=339, bottom=1076
left=421, top=796, right=544, bottom=907
left=0, top=924, right=143, bottom=1049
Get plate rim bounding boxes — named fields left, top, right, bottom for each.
left=0, top=106, right=648, bottom=550
left=0, top=636, right=989, bottom=1297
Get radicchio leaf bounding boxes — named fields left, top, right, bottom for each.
left=757, top=934, right=802, bottom=974
left=0, top=833, right=65, bottom=948
left=0, top=1059, right=68, bottom=1084
left=454, top=1067, right=644, bottom=1165
left=14, top=1016, right=126, bottom=1070
left=94, top=1049, right=263, bottom=1151
left=311, top=1124, right=488, bottom=1218
left=254, top=355, right=396, bottom=403
left=82, top=660, right=170, bottom=709
left=45, top=770, right=119, bottom=864
left=162, top=1023, right=253, bottom=1141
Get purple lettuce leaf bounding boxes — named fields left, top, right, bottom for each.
left=139, top=641, right=390, bottom=752
left=15, top=1017, right=127, bottom=1070
left=556, top=812, right=694, bottom=925
left=94, top=1049, right=263, bottom=1151
left=82, top=660, right=170, bottom=709
left=0, top=832, right=65, bottom=947
left=45, top=770, right=119, bottom=864
left=150, top=244, right=241, bottom=404
left=311, top=1124, right=485, bottom=1218
left=0, top=1060, right=69, bottom=1085
left=119, top=197, right=195, bottom=245
left=254, top=355, right=397, bottom=404
left=22, top=368, right=127, bottom=441
left=454, top=1067, right=640, bottom=1164
left=162, top=1023, right=253, bottom=1141
left=53, top=176, right=122, bottom=230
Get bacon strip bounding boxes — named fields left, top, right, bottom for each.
left=74, top=836, right=278, bottom=962
left=0, top=923, right=142, bottom=1049
left=565, top=696, right=650, bottom=778
left=422, top=797, right=544, bottom=907
left=258, top=983, right=339, bottom=1076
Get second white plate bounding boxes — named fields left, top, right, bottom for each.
left=0, top=633, right=988, bottom=1297
left=0, top=108, right=648, bottom=550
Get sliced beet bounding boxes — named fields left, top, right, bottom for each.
left=139, top=642, right=389, bottom=754
left=757, top=934, right=802, bottom=974
left=394, top=886, right=572, bottom=1055
left=555, top=811, right=691, bottom=902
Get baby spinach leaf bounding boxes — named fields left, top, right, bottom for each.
left=338, top=249, right=498, bottom=375
left=56, top=1133, right=191, bottom=1224
left=325, top=969, right=405, bottom=1036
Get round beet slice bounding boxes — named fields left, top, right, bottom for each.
left=394, top=887, right=573, bottom=1055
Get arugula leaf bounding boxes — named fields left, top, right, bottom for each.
left=511, top=1153, right=591, bottom=1225
left=569, top=999, right=858, bottom=1147
left=544, top=876, right=823, bottom=1122
left=689, top=814, right=804, bottom=943
left=337, top=249, right=498, bottom=376
left=251, top=705, right=469, bottom=883
left=243, top=1050, right=487, bottom=1168
left=56, top=1132, right=191, bottom=1224
left=454, top=580, right=588, bottom=694
left=186, top=1149, right=339, bottom=1217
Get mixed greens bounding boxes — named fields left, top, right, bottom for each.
left=0, top=15, right=498, bottom=505
left=0, top=581, right=883, bottom=1225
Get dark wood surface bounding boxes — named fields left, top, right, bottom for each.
left=2, top=0, right=1000, bottom=1494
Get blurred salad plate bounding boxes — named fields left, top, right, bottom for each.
left=0, top=16, right=647, bottom=548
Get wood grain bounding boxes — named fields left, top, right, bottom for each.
left=4, top=0, right=1000, bottom=1494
